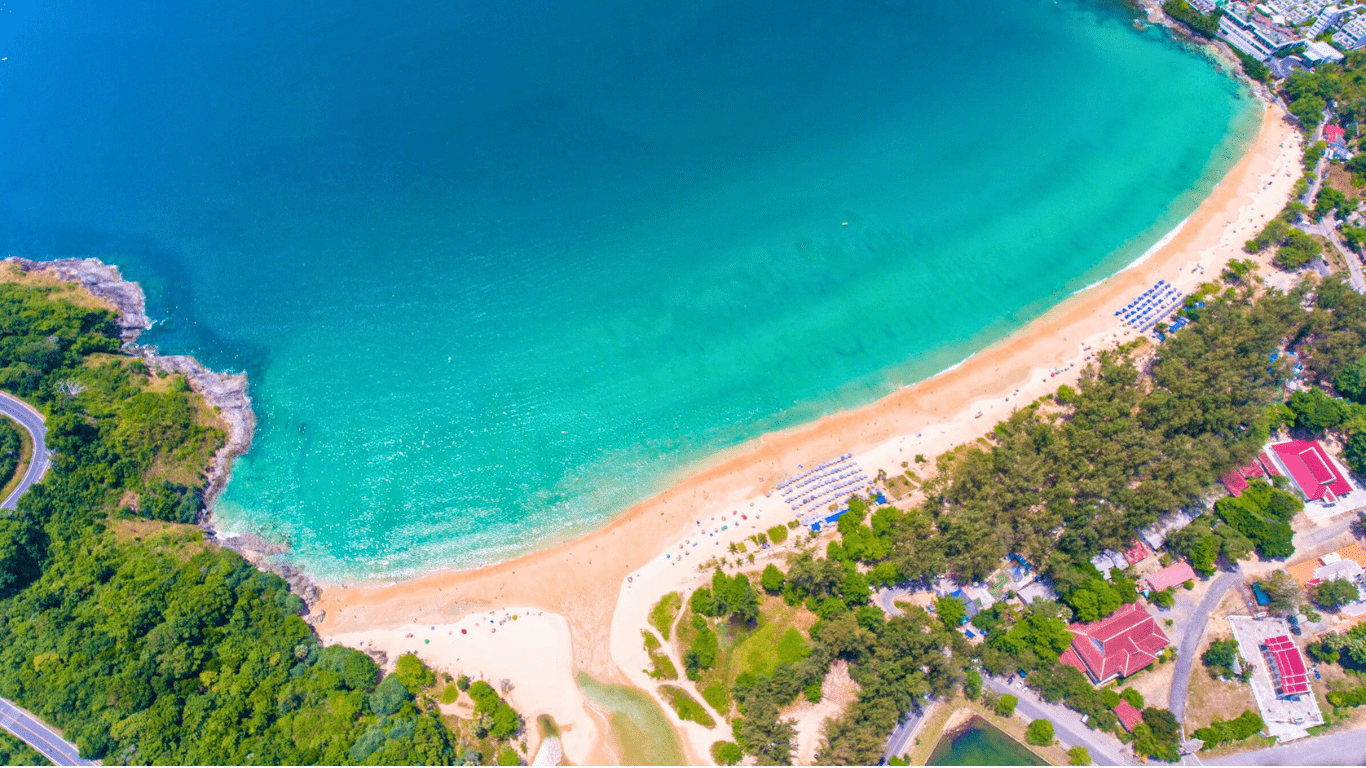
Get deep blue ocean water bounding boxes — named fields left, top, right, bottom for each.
left=0, top=0, right=1259, bottom=579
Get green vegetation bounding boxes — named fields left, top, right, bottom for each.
left=0, top=280, right=515, bottom=764
left=649, top=592, right=682, bottom=641
left=711, top=740, right=743, bottom=766
left=0, top=417, right=22, bottom=495
left=658, top=685, right=715, bottom=727
left=1309, top=578, right=1361, bottom=611
left=1192, top=710, right=1265, bottom=749
left=766, top=524, right=788, bottom=545
left=1201, top=638, right=1245, bottom=679
left=468, top=681, right=524, bottom=741
left=395, top=652, right=436, bottom=692
left=963, top=669, right=982, bottom=700
left=1024, top=662, right=1121, bottom=733
left=1318, top=622, right=1366, bottom=670
left=1325, top=684, right=1366, bottom=706
left=1243, top=207, right=1321, bottom=270
left=761, top=563, right=785, bottom=594
left=1121, top=688, right=1144, bottom=710
left=1067, top=745, right=1091, bottom=766
left=643, top=630, right=678, bottom=680
left=934, top=595, right=967, bottom=628
left=1233, top=49, right=1271, bottom=83
left=1163, top=0, right=1222, bottom=38
left=1213, top=481, right=1300, bottom=559
left=690, top=569, right=760, bottom=624
left=1255, top=570, right=1302, bottom=616
left=0, top=729, right=46, bottom=766
left=1133, top=707, right=1181, bottom=763
left=1024, top=718, right=1054, bottom=747
left=715, top=277, right=1366, bottom=765
left=995, top=694, right=1018, bottom=718
left=440, top=684, right=460, bottom=705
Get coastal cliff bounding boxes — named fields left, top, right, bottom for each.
left=4, top=257, right=256, bottom=507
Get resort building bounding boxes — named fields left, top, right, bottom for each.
left=1287, top=0, right=1330, bottom=24
left=1261, top=635, right=1311, bottom=698
left=1059, top=604, right=1171, bottom=686
left=1303, top=38, right=1347, bottom=62
left=1220, top=8, right=1303, bottom=59
left=1333, top=15, right=1366, bottom=48
left=1308, top=5, right=1345, bottom=36
left=1145, top=562, right=1197, bottom=593
left=1140, top=509, right=1196, bottom=550
left=1266, top=439, right=1355, bottom=505
left=1325, top=124, right=1347, bottom=145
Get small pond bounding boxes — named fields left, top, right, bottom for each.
left=927, top=715, right=1046, bottom=766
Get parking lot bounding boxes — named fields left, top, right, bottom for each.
left=1226, top=616, right=1324, bottom=743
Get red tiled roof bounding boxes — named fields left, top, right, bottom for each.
left=1146, top=562, right=1197, bottom=593
left=1264, top=635, right=1310, bottom=696
left=1271, top=440, right=1351, bottom=502
left=1259, top=451, right=1281, bottom=477
left=1221, top=459, right=1267, bottom=497
left=1114, top=700, right=1143, bottom=732
left=1325, top=124, right=1346, bottom=144
left=1058, top=604, right=1170, bottom=684
left=1123, top=539, right=1151, bottom=566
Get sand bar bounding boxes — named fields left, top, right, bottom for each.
left=316, top=102, right=1300, bottom=763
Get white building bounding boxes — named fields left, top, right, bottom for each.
left=1288, top=0, right=1331, bottom=25
left=1221, top=9, right=1304, bottom=59
left=1333, top=15, right=1366, bottom=47
left=1304, top=38, right=1348, bottom=61
left=1309, top=5, right=1345, bottom=36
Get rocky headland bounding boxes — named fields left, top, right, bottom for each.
left=0, top=257, right=319, bottom=604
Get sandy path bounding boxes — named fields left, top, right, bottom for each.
left=315, top=102, right=1300, bottom=763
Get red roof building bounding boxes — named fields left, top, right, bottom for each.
left=1146, top=562, right=1197, bottom=593
left=1325, top=124, right=1347, bottom=144
left=1114, top=700, right=1143, bottom=732
left=1270, top=440, right=1352, bottom=503
left=1123, top=539, right=1151, bottom=566
left=1262, top=635, right=1310, bottom=698
left=1220, top=453, right=1280, bottom=497
left=1058, top=604, right=1171, bottom=685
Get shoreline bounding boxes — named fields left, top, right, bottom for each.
left=312, top=102, right=1301, bottom=763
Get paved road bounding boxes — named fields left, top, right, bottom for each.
left=0, top=391, right=49, bottom=509
left=0, top=393, right=86, bottom=766
left=984, top=677, right=1131, bottom=766
left=1169, top=570, right=1241, bottom=725
left=1202, top=727, right=1366, bottom=765
left=0, top=699, right=93, bottom=766
left=882, top=699, right=934, bottom=763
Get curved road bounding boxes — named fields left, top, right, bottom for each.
left=1169, top=569, right=1241, bottom=725
left=0, top=391, right=49, bottom=509
left=0, top=392, right=90, bottom=766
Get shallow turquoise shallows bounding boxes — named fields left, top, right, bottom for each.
left=0, top=0, right=1259, bottom=579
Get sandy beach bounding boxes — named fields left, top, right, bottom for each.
left=315, top=102, right=1301, bottom=763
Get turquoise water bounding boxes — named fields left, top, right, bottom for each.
left=0, top=0, right=1259, bottom=579
left=927, top=716, right=1046, bottom=766
left=576, top=674, right=686, bottom=765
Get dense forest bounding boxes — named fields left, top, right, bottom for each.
left=0, top=278, right=481, bottom=764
